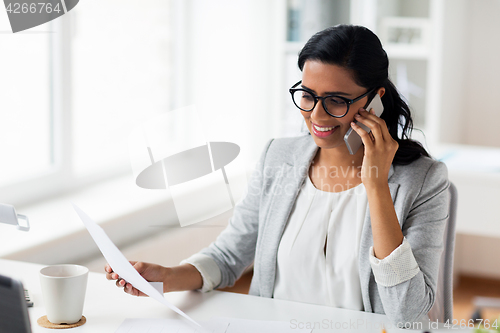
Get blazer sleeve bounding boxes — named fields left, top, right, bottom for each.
left=197, top=138, right=274, bottom=289
left=375, top=160, right=450, bottom=324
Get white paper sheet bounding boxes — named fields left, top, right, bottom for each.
left=72, top=204, right=200, bottom=327
left=115, top=317, right=313, bottom=333
left=150, top=282, right=163, bottom=294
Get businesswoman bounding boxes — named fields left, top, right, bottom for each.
left=105, top=25, right=450, bottom=325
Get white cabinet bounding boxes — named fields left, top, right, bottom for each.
left=351, top=0, right=443, bottom=149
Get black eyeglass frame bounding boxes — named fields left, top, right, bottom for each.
left=289, top=80, right=376, bottom=118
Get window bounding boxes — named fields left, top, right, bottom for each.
left=0, top=1, right=172, bottom=206
left=0, top=13, right=52, bottom=187
left=71, top=0, right=171, bottom=177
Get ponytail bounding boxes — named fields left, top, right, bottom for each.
left=381, top=80, right=430, bottom=165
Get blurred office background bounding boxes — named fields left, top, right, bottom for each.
left=1, top=0, right=500, bottom=321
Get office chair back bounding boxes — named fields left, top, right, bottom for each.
left=428, top=181, right=458, bottom=323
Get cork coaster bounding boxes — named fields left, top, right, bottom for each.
left=37, top=315, right=86, bottom=329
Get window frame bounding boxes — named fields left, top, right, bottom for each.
left=0, top=14, right=130, bottom=207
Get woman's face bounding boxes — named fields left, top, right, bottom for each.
left=300, top=60, right=371, bottom=150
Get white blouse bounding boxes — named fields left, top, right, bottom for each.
left=272, top=174, right=368, bottom=310
left=181, top=176, right=420, bottom=299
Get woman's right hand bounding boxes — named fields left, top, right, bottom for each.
left=105, top=261, right=170, bottom=296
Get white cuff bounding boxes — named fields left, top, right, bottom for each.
left=369, top=237, right=420, bottom=287
left=180, top=253, right=222, bottom=293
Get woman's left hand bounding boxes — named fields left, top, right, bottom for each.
left=351, top=108, right=398, bottom=189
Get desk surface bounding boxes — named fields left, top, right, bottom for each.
left=1, top=259, right=469, bottom=333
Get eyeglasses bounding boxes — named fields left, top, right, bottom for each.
left=289, top=81, right=375, bottom=118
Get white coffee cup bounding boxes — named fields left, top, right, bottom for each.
left=39, top=264, right=89, bottom=324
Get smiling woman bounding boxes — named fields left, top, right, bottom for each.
left=104, top=24, right=451, bottom=327
left=296, top=25, right=429, bottom=166
left=300, top=62, right=377, bottom=146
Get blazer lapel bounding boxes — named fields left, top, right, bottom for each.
left=258, top=136, right=318, bottom=297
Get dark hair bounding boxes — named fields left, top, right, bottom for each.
left=298, top=24, right=429, bottom=165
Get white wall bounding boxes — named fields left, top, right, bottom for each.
left=455, top=233, right=500, bottom=280
left=461, top=0, right=500, bottom=147
left=436, top=0, right=468, bottom=144
left=173, top=0, right=285, bottom=166
left=442, top=0, right=500, bottom=281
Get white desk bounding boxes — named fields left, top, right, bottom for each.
left=1, top=259, right=469, bottom=332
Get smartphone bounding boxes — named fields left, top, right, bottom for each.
left=344, top=93, right=384, bottom=155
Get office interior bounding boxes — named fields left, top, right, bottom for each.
left=1, top=0, right=500, bottom=325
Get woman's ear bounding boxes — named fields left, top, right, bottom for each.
left=377, top=87, right=386, bottom=98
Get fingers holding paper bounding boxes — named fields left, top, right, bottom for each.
left=105, top=261, right=168, bottom=296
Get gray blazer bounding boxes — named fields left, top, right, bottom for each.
left=200, top=134, right=450, bottom=324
